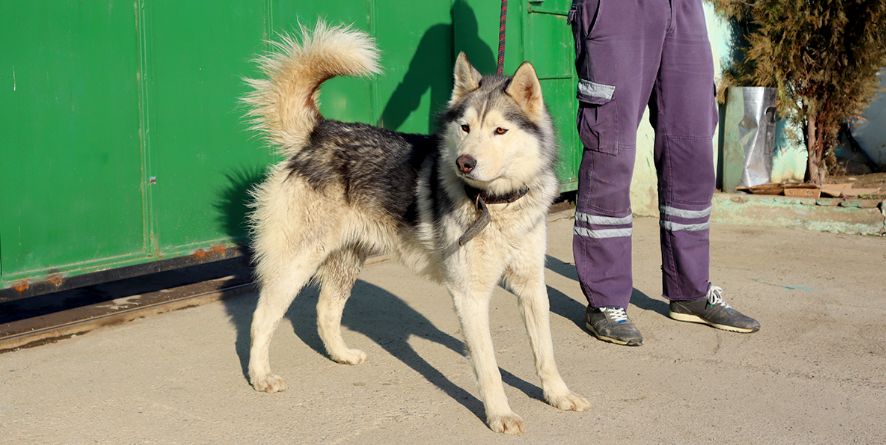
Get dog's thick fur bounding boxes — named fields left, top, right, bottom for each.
left=243, top=22, right=589, bottom=434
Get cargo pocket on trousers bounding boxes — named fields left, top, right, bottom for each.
left=577, top=79, right=618, bottom=155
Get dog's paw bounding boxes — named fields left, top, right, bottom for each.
left=487, top=412, right=525, bottom=435
left=545, top=390, right=591, bottom=412
left=251, top=374, right=287, bottom=393
left=330, top=348, right=367, bottom=365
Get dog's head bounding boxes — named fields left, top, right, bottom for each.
left=441, top=53, right=556, bottom=195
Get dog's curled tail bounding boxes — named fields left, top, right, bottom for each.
left=243, top=21, right=380, bottom=157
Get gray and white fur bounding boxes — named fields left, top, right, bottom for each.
left=242, top=21, right=589, bottom=434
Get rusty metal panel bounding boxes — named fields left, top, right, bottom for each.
left=142, top=1, right=275, bottom=253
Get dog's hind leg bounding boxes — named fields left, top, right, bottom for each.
left=315, top=246, right=368, bottom=365
left=504, top=230, right=590, bottom=412
left=248, top=249, right=327, bottom=393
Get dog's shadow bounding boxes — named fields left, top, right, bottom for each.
left=221, top=255, right=665, bottom=423
left=214, top=167, right=663, bottom=421
left=223, top=280, right=542, bottom=420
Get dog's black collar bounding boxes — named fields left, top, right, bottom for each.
left=463, top=184, right=530, bottom=205
left=458, top=185, right=530, bottom=246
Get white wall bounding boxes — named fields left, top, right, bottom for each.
left=629, top=2, right=729, bottom=216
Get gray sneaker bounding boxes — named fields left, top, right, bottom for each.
left=669, top=285, right=760, bottom=333
left=585, top=306, right=644, bottom=346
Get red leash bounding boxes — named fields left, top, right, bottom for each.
left=497, top=0, right=508, bottom=75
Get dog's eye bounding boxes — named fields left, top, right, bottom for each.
left=494, top=127, right=508, bottom=135
left=460, top=124, right=470, bottom=133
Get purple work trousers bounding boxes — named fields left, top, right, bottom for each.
left=569, top=0, right=718, bottom=308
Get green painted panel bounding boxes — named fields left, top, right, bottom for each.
left=0, top=1, right=145, bottom=280
left=527, top=0, right=574, bottom=15
left=540, top=79, right=581, bottom=190
left=0, top=0, right=584, bottom=292
left=144, top=1, right=275, bottom=251
left=455, top=0, right=525, bottom=75
left=526, top=3, right=580, bottom=191
left=525, top=8, right=574, bottom=79
left=375, top=0, right=453, bottom=133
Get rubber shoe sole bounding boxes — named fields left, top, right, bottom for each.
left=584, top=321, right=643, bottom=346
left=668, top=311, right=757, bottom=333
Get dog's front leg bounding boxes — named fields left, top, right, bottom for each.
left=449, top=277, right=524, bottom=434
left=505, top=231, right=590, bottom=413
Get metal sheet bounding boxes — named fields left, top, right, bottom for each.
left=0, top=1, right=146, bottom=282
left=723, top=86, right=777, bottom=191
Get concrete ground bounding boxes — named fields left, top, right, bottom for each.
left=2, top=214, right=885, bottom=444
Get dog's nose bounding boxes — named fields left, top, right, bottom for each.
left=456, top=155, right=477, bottom=174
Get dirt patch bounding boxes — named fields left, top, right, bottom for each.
left=826, top=172, right=886, bottom=199
left=827, top=172, right=886, bottom=189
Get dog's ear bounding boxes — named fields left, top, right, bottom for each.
left=450, top=52, right=482, bottom=103
left=506, top=62, right=544, bottom=119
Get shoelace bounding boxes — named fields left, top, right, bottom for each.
left=601, top=307, right=629, bottom=323
left=706, top=285, right=732, bottom=309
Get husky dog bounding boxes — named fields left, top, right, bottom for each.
left=243, top=22, right=589, bottom=434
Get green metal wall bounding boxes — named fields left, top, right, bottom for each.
left=0, top=0, right=580, bottom=296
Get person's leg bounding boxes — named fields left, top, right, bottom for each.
left=570, top=0, right=669, bottom=344
left=649, top=0, right=718, bottom=301
left=650, top=0, right=759, bottom=332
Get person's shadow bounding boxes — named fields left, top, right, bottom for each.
left=544, top=255, right=668, bottom=321
left=378, top=0, right=495, bottom=132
